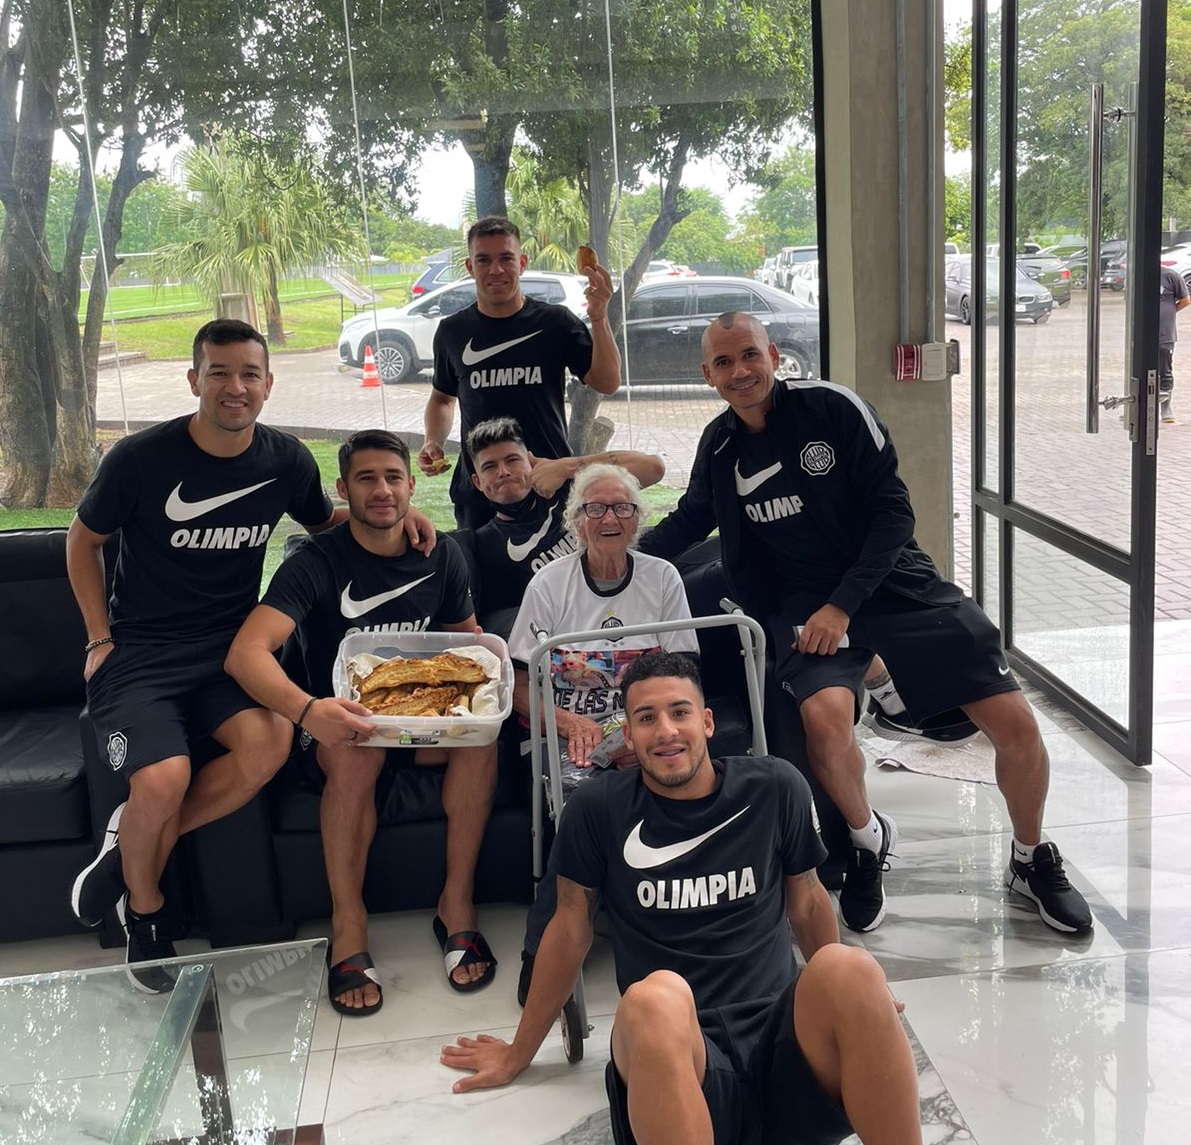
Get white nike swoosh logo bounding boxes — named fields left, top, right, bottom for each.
left=622, top=806, right=750, bottom=870
left=506, top=506, right=557, bottom=563
left=460, top=331, right=541, bottom=366
left=339, top=574, right=435, bottom=620
left=733, top=460, right=782, bottom=497
left=164, top=479, right=276, bottom=522
left=998, top=664, right=1011, bottom=675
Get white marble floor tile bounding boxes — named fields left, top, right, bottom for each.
left=894, top=948, right=1191, bottom=1145
left=1152, top=719, right=1191, bottom=776
left=321, top=1014, right=614, bottom=1145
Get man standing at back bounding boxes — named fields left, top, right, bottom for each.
left=65, top=320, right=340, bottom=990
left=418, top=217, right=621, bottom=527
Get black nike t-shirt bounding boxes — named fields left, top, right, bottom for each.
left=77, top=417, right=332, bottom=642
left=553, top=756, right=825, bottom=1010
left=261, top=525, right=474, bottom=697
left=433, top=299, right=594, bottom=521
left=734, top=428, right=845, bottom=595
left=471, top=488, right=576, bottom=616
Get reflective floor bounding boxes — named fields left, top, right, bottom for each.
left=2, top=635, right=1189, bottom=1144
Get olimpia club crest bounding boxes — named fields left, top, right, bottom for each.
left=800, top=441, right=836, bottom=475
left=107, top=731, right=128, bottom=770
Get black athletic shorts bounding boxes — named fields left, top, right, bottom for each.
left=768, top=592, right=1020, bottom=724
left=607, top=977, right=854, bottom=1145
left=86, top=635, right=259, bottom=778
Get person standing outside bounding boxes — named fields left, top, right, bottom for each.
left=418, top=217, right=621, bottom=528
left=638, top=312, right=1092, bottom=939
left=1159, top=264, right=1189, bottom=423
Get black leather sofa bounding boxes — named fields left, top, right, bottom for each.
left=0, top=525, right=839, bottom=952
left=0, top=530, right=98, bottom=941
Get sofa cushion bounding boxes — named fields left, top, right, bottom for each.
left=0, top=530, right=87, bottom=710
left=0, top=707, right=89, bottom=844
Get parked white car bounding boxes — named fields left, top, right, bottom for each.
left=789, top=259, right=820, bottom=307
left=338, top=272, right=588, bottom=383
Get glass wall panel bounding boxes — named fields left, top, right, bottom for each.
left=1009, top=0, right=1140, bottom=552
left=1011, top=529, right=1130, bottom=726
left=1, top=0, right=815, bottom=522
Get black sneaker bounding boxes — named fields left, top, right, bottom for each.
left=862, top=698, right=980, bottom=745
left=840, top=812, right=898, bottom=932
left=71, top=802, right=127, bottom=927
left=117, top=897, right=179, bottom=994
left=517, top=950, right=535, bottom=1008
left=1004, top=842, right=1093, bottom=934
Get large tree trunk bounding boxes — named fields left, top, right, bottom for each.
left=0, top=216, right=52, bottom=507
left=461, top=116, right=517, bottom=218
left=0, top=14, right=64, bottom=508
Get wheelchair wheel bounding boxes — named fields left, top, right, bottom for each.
left=561, top=993, right=585, bottom=1063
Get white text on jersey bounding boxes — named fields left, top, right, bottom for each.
left=744, top=494, right=804, bottom=524
left=636, top=867, right=757, bottom=910
left=469, top=366, right=544, bottom=389
left=170, top=524, right=271, bottom=550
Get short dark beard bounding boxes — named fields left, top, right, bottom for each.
left=640, top=742, right=708, bottom=791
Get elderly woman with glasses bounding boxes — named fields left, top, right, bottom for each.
left=507, top=463, right=700, bottom=1000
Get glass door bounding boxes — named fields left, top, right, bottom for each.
left=971, top=0, right=1167, bottom=764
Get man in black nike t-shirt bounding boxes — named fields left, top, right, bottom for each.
left=67, top=320, right=339, bottom=992
left=443, top=651, right=921, bottom=1145
left=639, top=312, right=1093, bottom=941
left=418, top=216, right=622, bottom=528
left=461, top=416, right=664, bottom=637
left=227, top=430, right=499, bottom=1014
left=67, top=322, right=436, bottom=994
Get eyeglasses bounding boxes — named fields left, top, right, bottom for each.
left=579, top=502, right=639, bottom=519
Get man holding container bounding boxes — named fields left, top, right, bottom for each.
left=226, top=429, right=499, bottom=1015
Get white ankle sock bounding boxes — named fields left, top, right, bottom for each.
left=850, top=812, right=884, bottom=854
left=868, top=678, right=907, bottom=716
left=1012, top=838, right=1037, bottom=865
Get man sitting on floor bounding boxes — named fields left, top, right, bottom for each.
left=443, top=650, right=922, bottom=1145
left=226, top=429, right=497, bottom=1015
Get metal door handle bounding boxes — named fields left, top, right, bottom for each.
left=667, top=326, right=686, bottom=335
left=1086, top=83, right=1104, bottom=433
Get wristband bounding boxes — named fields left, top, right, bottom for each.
left=84, top=636, right=114, bottom=652
left=296, top=697, right=317, bottom=729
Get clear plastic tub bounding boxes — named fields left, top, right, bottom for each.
left=332, top=630, right=513, bottom=748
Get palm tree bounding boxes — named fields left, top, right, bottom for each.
left=506, top=150, right=589, bottom=270
left=155, top=135, right=366, bottom=344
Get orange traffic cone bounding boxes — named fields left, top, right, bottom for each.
left=361, top=345, right=382, bottom=387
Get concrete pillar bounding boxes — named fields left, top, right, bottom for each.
left=819, top=0, right=955, bottom=577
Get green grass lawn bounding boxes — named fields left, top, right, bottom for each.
left=91, top=273, right=416, bottom=360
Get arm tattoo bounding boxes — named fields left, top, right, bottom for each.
left=799, top=869, right=820, bottom=892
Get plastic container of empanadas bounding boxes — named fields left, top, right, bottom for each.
left=333, top=630, right=513, bottom=747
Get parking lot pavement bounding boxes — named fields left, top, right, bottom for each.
left=96, top=294, right=1191, bottom=623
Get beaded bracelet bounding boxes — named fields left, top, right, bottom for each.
left=84, top=636, right=114, bottom=652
